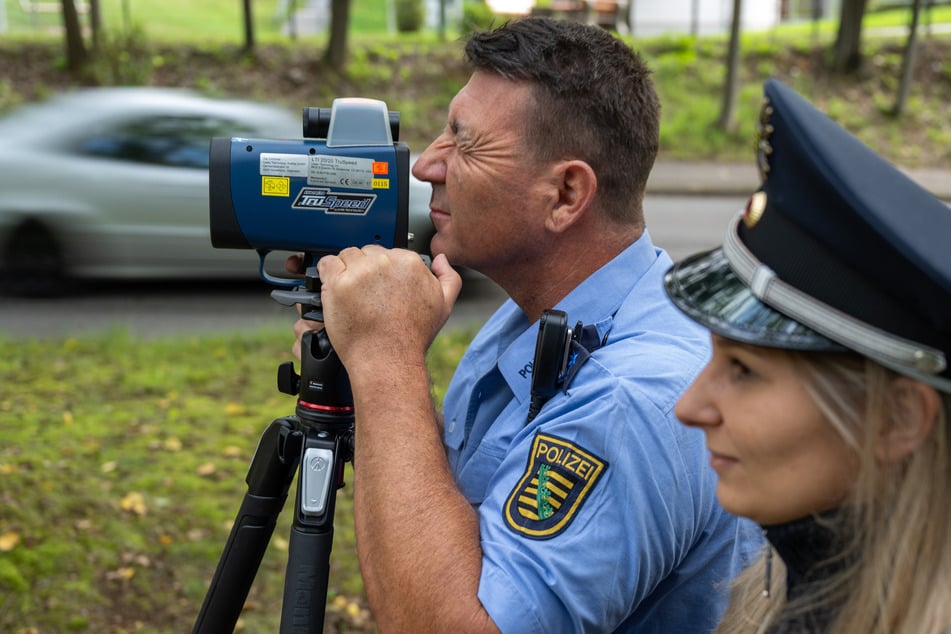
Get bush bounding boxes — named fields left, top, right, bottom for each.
left=87, top=25, right=155, bottom=85
left=461, top=0, right=498, bottom=34
left=395, top=0, right=425, bottom=32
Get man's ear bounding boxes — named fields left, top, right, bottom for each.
left=876, top=377, right=940, bottom=463
left=545, top=160, right=597, bottom=234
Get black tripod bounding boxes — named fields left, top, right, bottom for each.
left=193, top=277, right=351, bottom=634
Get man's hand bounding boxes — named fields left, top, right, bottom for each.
left=316, top=247, right=461, bottom=372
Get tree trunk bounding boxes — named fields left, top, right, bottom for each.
left=61, top=0, right=87, bottom=74
left=323, top=0, right=351, bottom=70
left=89, top=0, right=101, bottom=48
left=243, top=0, right=255, bottom=52
left=717, top=0, right=742, bottom=132
left=893, top=0, right=923, bottom=116
left=832, top=0, right=868, bottom=74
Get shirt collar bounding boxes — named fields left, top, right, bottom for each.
left=496, top=230, right=660, bottom=403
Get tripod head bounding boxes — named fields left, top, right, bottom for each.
left=272, top=265, right=355, bottom=428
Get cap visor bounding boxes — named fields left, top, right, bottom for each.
left=664, top=248, right=845, bottom=351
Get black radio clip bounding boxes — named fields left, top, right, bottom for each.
left=527, top=309, right=584, bottom=424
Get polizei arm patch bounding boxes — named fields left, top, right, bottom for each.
left=504, top=433, right=608, bottom=539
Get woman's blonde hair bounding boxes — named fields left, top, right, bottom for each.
left=715, top=353, right=951, bottom=633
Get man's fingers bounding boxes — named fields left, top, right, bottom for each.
left=316, top=253, right=345, bottom=281
left=293, top=318, right=324, bottom=338
left=285, top=252, right=306, bottom=274
left=292, top=318, right=325, bottom=361
left=432, top=253, right=463, bottom=307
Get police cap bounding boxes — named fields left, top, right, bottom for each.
left=664, top=79, right=951, bottom=392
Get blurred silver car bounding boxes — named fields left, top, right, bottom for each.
left=0, top=87, right=435, bottom=296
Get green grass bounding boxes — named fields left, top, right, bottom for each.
left=2, top=0, right=425, bottom=43
left=5, top=0, right=949, bottom=42
left=0, top=325, right=477, bottom=632
left=4, top=0, right=286, bottom=42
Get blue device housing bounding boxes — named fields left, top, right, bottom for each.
left=209, top=136, right=410, bottom=258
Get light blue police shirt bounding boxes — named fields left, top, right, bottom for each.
left=441, top=230, right=762, bottom=633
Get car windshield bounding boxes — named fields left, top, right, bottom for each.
left=77, top=115, right=262, bottom=169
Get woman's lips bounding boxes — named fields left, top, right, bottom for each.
left=708, top=450, right=739, bottom=473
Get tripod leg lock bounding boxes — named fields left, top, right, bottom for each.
left=300, top=447, right=335, bottom=516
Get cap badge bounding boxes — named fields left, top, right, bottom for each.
left=743, top=191, right=768, bottom=228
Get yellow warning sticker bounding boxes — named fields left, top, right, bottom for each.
left=262, top=176, right=290, bottom=197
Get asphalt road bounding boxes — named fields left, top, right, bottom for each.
left=0, top=194, right=744, bottom=340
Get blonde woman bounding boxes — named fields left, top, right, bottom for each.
left=664, top=79, right=951, bottom=633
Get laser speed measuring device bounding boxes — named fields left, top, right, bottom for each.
left=208, top=98, right=410, bottom=285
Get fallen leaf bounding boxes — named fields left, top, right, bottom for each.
left=225, top=403, right=246, bottom=416
left=0, top=531, right=20, bottom=551
left=120, top=491, right=147, bottom=516
left=106, top=567, right=135, bottom=581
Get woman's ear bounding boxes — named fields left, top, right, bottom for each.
left=545, top=159, right=597, bottom=234
left=876, top=377, right=941, bottom=463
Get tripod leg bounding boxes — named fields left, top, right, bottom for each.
left=280, top=523, right=336, bottom=632
left=279, top=427, right=348, bottom=633
left=193, top=417, right=303, bottom=634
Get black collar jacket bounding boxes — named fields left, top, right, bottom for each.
left=762, top=512, right=852, bottom=633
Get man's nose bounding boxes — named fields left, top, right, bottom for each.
left=412, top=138, right=447, bottom=183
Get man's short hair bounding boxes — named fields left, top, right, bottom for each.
left=465, top=18, right=660, bottom=225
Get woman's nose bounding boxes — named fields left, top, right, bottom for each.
left=674, top=369, right=722, bottom=429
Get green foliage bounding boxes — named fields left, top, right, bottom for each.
left=85, top=25, right=155, bottom=85
left=648, top=33, right=699, bottom=56
left=0, top=326, right=473, bottom=631
left=395, top=0, right=426, bottom=33
left=461, top=0, right=499, bottom=35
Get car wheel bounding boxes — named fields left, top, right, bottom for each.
left=0, top=221, right=67, bottom=297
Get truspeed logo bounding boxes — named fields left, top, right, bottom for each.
left=291, top=187, right=376, bottom=215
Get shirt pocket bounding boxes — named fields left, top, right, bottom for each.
left=456, top=440, right=509, bottom=504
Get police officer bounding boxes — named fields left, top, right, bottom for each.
left=666, top=79, right=951, bottom=633
left=293, top=17, right=761, bottom=634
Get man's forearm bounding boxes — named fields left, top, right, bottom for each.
left=349, top=359, right=499, bottom=633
